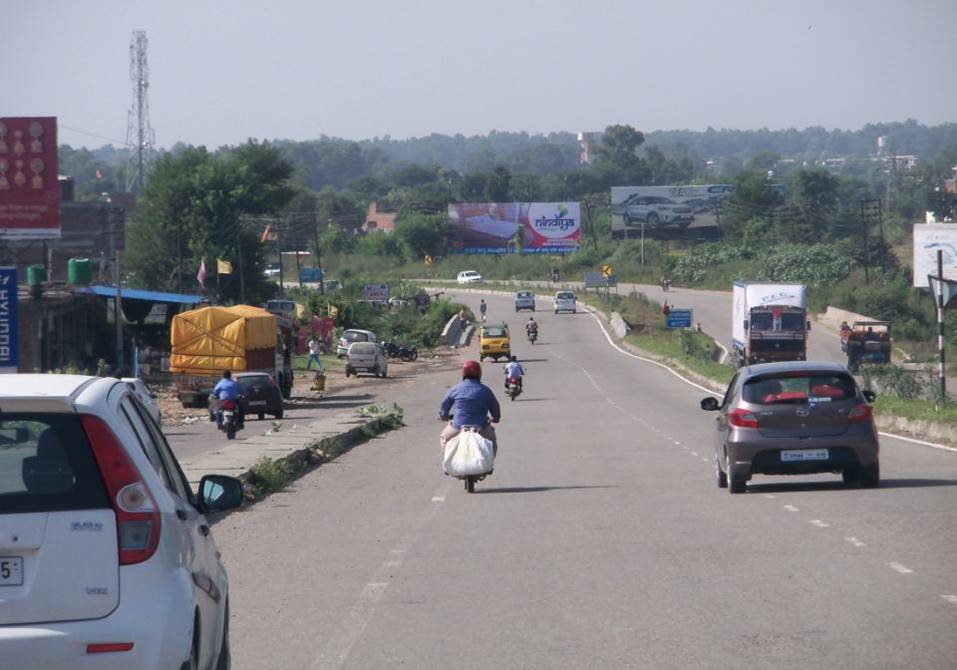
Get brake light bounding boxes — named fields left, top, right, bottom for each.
left=847, top=403, right=873, bottom=424
left=729, top=408, right=759, bottom=429
left=82, top=415, right=161, bottom=565
left=87, top=643, right=134, bottom=654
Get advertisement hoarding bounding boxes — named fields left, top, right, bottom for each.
left=364, top=282, right=390, bottom=303
left=447, top=202, right=580, bottom=254
left=0, top=267, right=18, bottom=373
left=610, top=185, right=733, bottom=235
left=0, top=117, right=60, bottom=239
left=912, top=224, right=957, bottom=288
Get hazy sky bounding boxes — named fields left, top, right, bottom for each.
left=4, top=0, right=956, bottom=149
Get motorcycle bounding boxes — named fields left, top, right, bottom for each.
left=442, top=420, right=496, bottom=493
left=527, top=329, right=537, bottom=344
left=210, top=396, right=245, bottom=440
left=506, top=376, right=522, bottom=401
left=383, top=340, right=418, bottom=362
left=660, top=278, right=671, bottom=292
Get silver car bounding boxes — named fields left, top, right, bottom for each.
left=514, top=291, right=535, bottom=312
left=700, top=361, right=879, bottom=494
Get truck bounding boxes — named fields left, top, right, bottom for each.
left=732, top=282, right=809, bottom=367
left=170, top=305, right=294, bottom=407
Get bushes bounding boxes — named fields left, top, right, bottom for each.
left=859, top=363, right=946, bottom=404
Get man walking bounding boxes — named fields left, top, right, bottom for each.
left=306, top=335, right=324, bottom=371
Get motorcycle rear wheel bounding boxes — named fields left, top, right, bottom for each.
left=226, top=423, right=236, bottom=440
left=465, top=476, right=475, bottom=493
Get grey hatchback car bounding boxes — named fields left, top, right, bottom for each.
left=700, top=361, right=879, bottom=493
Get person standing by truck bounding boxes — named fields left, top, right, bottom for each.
left=306, top=335, right=324, bottom=371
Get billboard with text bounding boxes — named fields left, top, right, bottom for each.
left=0, top=117, right=60, bottom=239
left=447, top=202, right=580, bottom=254
left=610, top=184, right=733, bottom=234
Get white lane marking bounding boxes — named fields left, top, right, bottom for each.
left=809, top=519, right=830, bottom=528
left=845, top=537, right=867, bottom=547
left=701, top=456, right=710, bottom=462
left=763, top=494, right=776, bottom=499
left=887, top=562, right=914, bottom=574
left=389, top=549, right=406, bottom=555
left=783, top=504, right=800, bottom=512
left=690, top=451, right=699, bottom=456
left=941, top=595, right=957, bottom=605
left=383, top=561, right=401, bottom=568
left=878, top=431, right=957, bottom=454
left=431, top=496, right=445, bottom=502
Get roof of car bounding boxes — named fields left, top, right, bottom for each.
left=741, top=360, right=849, bottom=377
left=234, top=372, right=270, bottom=378
left=0, top=374, right=105, bottom=399
left=344, top=329, right=375, bottom=335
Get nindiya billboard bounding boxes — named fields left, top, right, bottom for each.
left=448, top=202, right=581, bottom=254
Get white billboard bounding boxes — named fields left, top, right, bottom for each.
left=912, top=224, right=957, bottom=288
left=610, top=185, right=734, bottom=234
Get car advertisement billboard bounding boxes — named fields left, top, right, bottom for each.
left=610, top=184, right=733, bottom=236
left=0, top=117, right=60, bottom=239
left=913, top=224, right=957, bottom=288
left=447, top=202, right=580, bottom=254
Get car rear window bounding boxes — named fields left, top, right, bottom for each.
left=742, top=373, right=856, bottom=405
left=350, top=342, right=376, bottom=354
left=556, top=292, right=574, bottom=300
left=238, top=376, right=272, bottom=390
left=0, top=414, right=109, bottom=514
left=517, top=292, right=532, bottom=298
left=344, top=331, right=370, bottom=343
left=482, top=326, right=507, bottom=338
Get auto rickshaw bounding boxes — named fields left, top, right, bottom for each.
left=478, top=323, right=511, bottom=362
left=843, top=320, right=891, bottom=372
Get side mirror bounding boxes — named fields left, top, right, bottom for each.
left=198, top=474, right=244, bottom=512
left=743, top=320, right=749, bottom=331
left=863, top=390, right=876, bottom=403
left=700, top=396, right=720, bottom=411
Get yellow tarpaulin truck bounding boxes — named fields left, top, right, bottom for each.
left=170, top=305, right=293, bottom=407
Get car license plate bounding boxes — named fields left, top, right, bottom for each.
left=249, top=400, right=266, bottom=406
left=781, top=449, right=829, bottom=462
left=1, top=557, right=23, bottom=586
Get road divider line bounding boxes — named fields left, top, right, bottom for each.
left=763, top=494, right=776, bottom=499
left=941, top=595, right=957, bottom=605
left=845, top=537, right=867, bottom=547
left=783, top=504, right=800, bottom=512
left=887, top=562, right=914, bottom=574
left=877, top=431, right=957, bottom=454
left=809, top=519, right=830, bottom=528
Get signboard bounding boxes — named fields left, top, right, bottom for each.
left=602, top=264, right=613, bottom=277
left=610, top=185, right=732, bottom=235
left=299, top=267, right=323, bottom=282
left=928, top=275, right=957, bottom=309
left=447, top=202, right=581, bottom=254
left=0, top=267, right=18, bottom=373
left=363, top=282, right=390, bottom=303
left=584, top=271, right=606, bottom=288
left=0, top=117, right=60, bottom=239
left=913, top=224, right=957, bottom=288
left=666, top=309, right=694, bottom=329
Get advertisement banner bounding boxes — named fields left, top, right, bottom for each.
left=363, top=282, right=390, bottom=303
left=610, top=184, right=732, bottom=234
left=447, top=202, right=580, bottom=254
left=913, top=224, right=957, bottom=288
left=0, top=267, right=18, bottom=373
left=0, top=117, right=60, bottom=239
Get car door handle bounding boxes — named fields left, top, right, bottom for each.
left=199, top=524, right=210, bottom=537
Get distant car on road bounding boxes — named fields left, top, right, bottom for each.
left=618, top=194, right=694, bottom=228
left=0, top=374, right=242, bottom=670
left=264, top=261, right=281, bottom=277
left=346, top=342, right=388, bottom=378
left=457, top=270, right=483, bottom=284
left=554, top=291, right=577, bottom=314
left=122, top=377, right=162, bottom=426
left=337, top=328, right=378, bottom=357
left=234, top=371, right=284, bottom=420
left=700, top=361, right=880, bottom=494
left=514, top=290, right=536, bottom=312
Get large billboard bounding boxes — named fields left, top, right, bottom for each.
left=0, top=117, right=60, bottom=239
left=610, top=184, right=733, bottom=236
left=913, top=224, right=957, bottom=288
left=447, top=202, right=580, bottom=254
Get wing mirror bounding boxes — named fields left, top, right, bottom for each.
left=700, top=396, right=720, bottom=411
left=862, top=390, right=876, bottom=403
left=198, top=474, right=244, bottom=512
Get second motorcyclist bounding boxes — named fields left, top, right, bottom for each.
left=503, top=355, right=525, bottom=393
left=211, top=370, right=247, bottom=430
left=525, top=316, right=538, bottom=341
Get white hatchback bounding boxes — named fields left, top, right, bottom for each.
left=457, top=271, right=483, bottom=284
left=0, top=374, right=243, bottom=670
left=554, top=291, right=577, bottom=313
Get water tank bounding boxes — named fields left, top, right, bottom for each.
left=68, top=258, right=92, bottom=285
left=26, top=265, right=47, bottom=285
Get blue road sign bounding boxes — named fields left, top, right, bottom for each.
left=0, top=267, right=18, bottom=373
left=666, top=308, right=693, bottom=329
left=299, top=267, right=324, bottom=282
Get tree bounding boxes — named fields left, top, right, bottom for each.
left=484, top=166, right=511, bottom=202
left=394, top=213, right=450, bottom=258
left=593, top=124, right=645, bottom=171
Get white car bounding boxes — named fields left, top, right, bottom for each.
left=457, top=270, right=483, bottom=284
left=345, top=342, right=388, bottom=378
left=0, top=374, right=242, bottom=670
left=554, top=291, right=577, bottom=313
left=336, top=328, right=378, bottom=357
left=122, top=377, right=162, bottom=426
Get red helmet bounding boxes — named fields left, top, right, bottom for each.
left=462, top=360, right=482, bottom=380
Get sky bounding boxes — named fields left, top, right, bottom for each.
left=4, top=0, right=956, bottom=149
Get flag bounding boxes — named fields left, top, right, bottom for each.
left=197, top=258, right=207, bottom=287
left=260, top=225, right=278, bottom=243
left=95, top=168, right=103, bottom=179
left=217, top=259, right=233, bottom=275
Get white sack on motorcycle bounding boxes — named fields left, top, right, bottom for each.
left=444, top=429, right=495, bottom=477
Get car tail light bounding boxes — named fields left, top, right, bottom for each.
left=82, top=415, right=161, bottom=566
left=729, top=408, right=759, bottom=429
left=847, top=403, right=873, bottom=424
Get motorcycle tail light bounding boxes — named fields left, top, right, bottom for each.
left=223, top=400, right=237, bottom=411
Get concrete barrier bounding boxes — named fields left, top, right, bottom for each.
left=610, top=312, right=630, bottom=338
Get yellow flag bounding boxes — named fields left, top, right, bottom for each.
left=217, top=259, right=233, bottom=274
left=327, top=304, right=339, bottom=318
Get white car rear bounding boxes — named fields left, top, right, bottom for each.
left=457, top=271, right=483, bottom=284
left=345, top=342, right=388, bottom=378
left=336, top=328, right=377, bottom=357
left=554, top=291, right=577, bottom=313
left=122, top=378, right=162, bottom=426
left=0, top=374, right=242, bottom=670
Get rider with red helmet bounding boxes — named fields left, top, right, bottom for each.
left=438, top=360, right=501, bottom=454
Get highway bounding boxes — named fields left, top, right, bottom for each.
left=214, top=290, right=957, bottom=669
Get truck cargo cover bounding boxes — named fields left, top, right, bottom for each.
left=170, top=305, right=277, bottom=374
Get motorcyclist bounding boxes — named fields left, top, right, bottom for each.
left=211, top=370, right=247, bottom=429
left=503, top=355, right=525, bottom=392
left=525, top=316, right=538, bottom=339
left=479, top=299, right=487, bottom=322
left=438, top=360, right=501, bottom=455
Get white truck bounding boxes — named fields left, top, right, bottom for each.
left=732, top=282, right=810, bottom=367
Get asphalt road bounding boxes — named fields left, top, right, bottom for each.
left=214, top=290, right=957, bottom=669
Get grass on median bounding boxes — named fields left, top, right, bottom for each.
left=872, top=396, right=957, bottom=424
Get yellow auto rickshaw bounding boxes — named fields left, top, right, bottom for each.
left=479, top=323, right=510, bottom=362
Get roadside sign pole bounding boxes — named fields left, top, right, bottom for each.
left=641, top=221, right=645, bottom=266
left=115, top=251, right=124, bottom=371
left=937, top=249, right=946, bottom=400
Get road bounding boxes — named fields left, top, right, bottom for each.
left=214, top=290, right=957, bottom=669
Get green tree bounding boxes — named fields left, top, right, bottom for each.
left=593, top=124, right=645, bottom=171
left=484, top=166, right=512, bottom=201
left=394, top=213, right=450, bottom=258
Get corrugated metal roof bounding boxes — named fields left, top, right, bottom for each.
left=78, top=285, right=204, bottom=304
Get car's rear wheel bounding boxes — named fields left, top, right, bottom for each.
left=215, top=600, right=231, bottom=670
left=726, top=456, right=745, bottom=493
left=860, top=462, right=880, bottom=488
left=841, top=468, right=858, bottom=485
left=258, top=412, right=265, bottom=421
left=274, top=409, right=284, bottom=420
left=715, top=458, right=728, bottom=488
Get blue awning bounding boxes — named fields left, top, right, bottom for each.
left=78, top=285, right=205, bottom=305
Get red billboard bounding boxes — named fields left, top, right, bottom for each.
left=0, top=117, right=60, bottom=239
left=447, top=202, right=581, bottom=254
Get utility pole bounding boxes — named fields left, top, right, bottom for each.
left=276, top=216, right=284, bottom=296
left=936, top=249, right=947, bottom=400
left=114, top=251, right=124, bottom=371
left=861, top=199, right=884, bottom=274
left=859, top=200, right=871, bottom=284
left=583, top=199, right=598, bottom=251
left=176, top=218, right=183, bottom=293
left=235, top=219, right=246, bottom=304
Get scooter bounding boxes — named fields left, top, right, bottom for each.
left=506, top=376, right=522, bottom=401
left=527, top=329, right=538, bottom=344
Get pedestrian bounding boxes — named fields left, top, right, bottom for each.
left=458, top=308, right=468, bottom=331
left=306, top=335, right=324, bottom=371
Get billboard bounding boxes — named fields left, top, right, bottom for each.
left=913, top=224, right=957, bottom=288
left=610, top=184, right=733, bottom=235
left=0, top=117, right=60, bottom=239
left=447, top=202, right=580, bottom=254
left=0, top=267, right=18, bottom=373
left=363, top=282, right=390, bottom=303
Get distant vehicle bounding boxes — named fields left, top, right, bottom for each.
left=337, top=328, right=377, bottom=357
left=701, top=361, right=880, bottom=493
left=234, top=371, right=284, bottom=420
left=122, top=377, right=162, bottom=426
left=0, top=374, right=242, bottom=669
left=515, top=290, right=536, bottom=312
left=841, top=320, right=892, bottom=372
left=323, top=279, right=342, bottom=292
left=346, top=342, right=388, bottom=378
left=264, top=261, right=281, bottom=277
left=618, top=194, right=694, bottom=228
left=265, top=299, right=297, bottom=321
left=478, top=323, right=510, bottom=362
left=457, top=270, right=483, bottom=284
left=732, top=282, right=809, bottom=367
left=554, top=291, right=577, bottom=314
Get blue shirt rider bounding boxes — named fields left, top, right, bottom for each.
left=438, top=360, right=501, bottom=455
left=211, top=371, right=247, bottom=427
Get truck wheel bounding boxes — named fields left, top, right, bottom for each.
left=258, top=413, right=265, bottom=421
